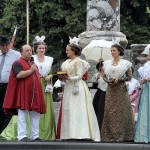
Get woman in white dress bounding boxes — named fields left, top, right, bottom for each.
left=57, top=44, right=100, bottom=141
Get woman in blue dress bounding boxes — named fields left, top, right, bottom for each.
left=135, top=60, right=150, bottom=143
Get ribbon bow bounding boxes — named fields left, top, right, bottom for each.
left=35, top=35, right=46, bottom=42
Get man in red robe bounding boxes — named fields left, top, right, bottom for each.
left=3, top=45, right=46, bottom=141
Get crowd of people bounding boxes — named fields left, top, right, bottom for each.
left=0, top=35, right=150, bottom=143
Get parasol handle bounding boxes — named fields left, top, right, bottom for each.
left=101, top=49, right=103, bottom=58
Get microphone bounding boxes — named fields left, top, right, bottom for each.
left=30, top=56, right=34, bottom=64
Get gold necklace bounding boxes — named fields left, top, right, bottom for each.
left=113, top=62, right=118, bottom=66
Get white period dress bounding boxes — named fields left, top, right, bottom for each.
left=60, top=57, right=100, bottom=141
left=33, top=55, right=53, bottom=77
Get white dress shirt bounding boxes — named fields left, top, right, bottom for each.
left=92, top=73, right=107, bottom=91
left=0, top=49, right=21, bottom=83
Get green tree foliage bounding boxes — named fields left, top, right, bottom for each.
left=0, top=0, right=150, bottom=61
left=121, top=0, right=150, bottom=47
left=0, top=0, right=86, bottom=62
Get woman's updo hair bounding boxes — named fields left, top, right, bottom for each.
left=33, top=41, right=47, bottom=53
left=67, top=44, right=82, bottom=56
left=96, top=61, right=104, bottom=71
left=111, top=44, right=124, bottom=56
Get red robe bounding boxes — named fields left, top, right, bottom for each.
left=3, top=57, right=46, bottom=115
left=82, top=71, right=88, bottom=81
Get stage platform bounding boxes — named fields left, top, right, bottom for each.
left=0, top=141, right=149, bottom=150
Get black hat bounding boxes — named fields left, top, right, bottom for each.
left=0, top=36, right=10, bottom=45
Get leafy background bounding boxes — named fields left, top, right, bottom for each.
left=0, top=0, right=150, bottom=63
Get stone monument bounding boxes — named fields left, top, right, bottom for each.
left=78, top=0, right=128, bottom=85
left=79, top=0, right=128, bottom=48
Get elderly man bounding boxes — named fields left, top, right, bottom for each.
left=0, top=36, right=21, bottom=134
left=3, top=45, right=46, bottom=141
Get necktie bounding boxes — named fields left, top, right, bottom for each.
left=0, top=53, right=6, bottom=79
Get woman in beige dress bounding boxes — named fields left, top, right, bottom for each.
left=57, top=44, right=100, bottom=141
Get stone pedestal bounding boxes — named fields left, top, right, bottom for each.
left=131, top=44, right=148, bottom=79
left=78, top=31, right=128, bottom=48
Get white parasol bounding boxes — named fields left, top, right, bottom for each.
left=82, top=39, right=113, bottom=62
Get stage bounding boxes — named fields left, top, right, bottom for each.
left=0, top=141, right=149, bottom=150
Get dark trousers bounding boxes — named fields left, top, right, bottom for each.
left=0, top=83, right=12, bottom=134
